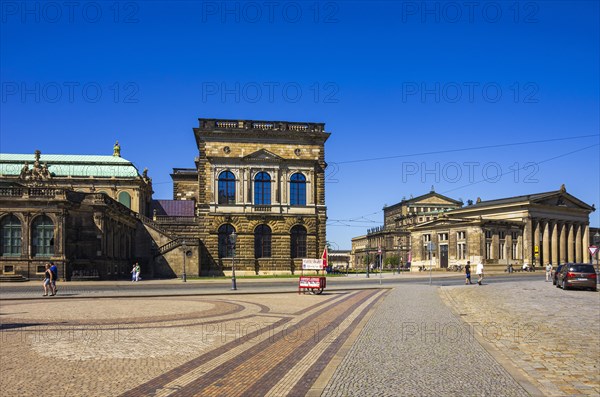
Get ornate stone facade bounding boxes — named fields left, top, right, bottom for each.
left=173, top=118, right=330, bottom=275
left=0, top=148, right=154, bottom=280
left=352, top=189, right=462, bottom=271
left=353, top=185, right=596, bottom=272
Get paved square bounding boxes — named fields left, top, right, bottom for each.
left=0, top=290, right=386, bottom=397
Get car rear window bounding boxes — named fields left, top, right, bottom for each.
left=567, top=264, right=595, bottom=272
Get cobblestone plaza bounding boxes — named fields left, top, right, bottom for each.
left=1, top=277, right=598, bottom=396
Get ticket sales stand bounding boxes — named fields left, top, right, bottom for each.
left=299, top=258, right=327, bottom=295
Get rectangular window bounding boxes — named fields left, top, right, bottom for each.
left=457, top=231, right=466, bottom=240
left=485, top=230, right=492, bottom=239
left=486, top=242, right=492, bottom=259
left=499, top=242, right=505, bottom=260
left=512, top=243, right=518, bottom=259
left=499, top=231, right=506, bottom=239
left=511, top=232, right=519, bottom=240
left=423, top=234, right=431, bottom=242
left=457, top=242, right=467, bottom=259
left=438, top=233, right=448, bottom=241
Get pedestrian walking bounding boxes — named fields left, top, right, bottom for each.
left=135, top=263, right=141, bottom=281
left=476, top=262, right=484, bottom=285
left=545, top=263, right=553, bottom=282
left=49, top=261, right=58, bottom=295
left=130, top=263, right=137, bottom=282
left=465, top=261, right=472, bottom=284
left=42, top=263, right=53, bottom=296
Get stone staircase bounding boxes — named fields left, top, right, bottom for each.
left=0, top=274, right=29, bottom=282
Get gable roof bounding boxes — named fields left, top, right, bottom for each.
left=0, top=153, right=140, bottom=178
left=455, top=187, right=594, bottom=212
left=151, top=200, right=195, bottom=217
left=386, top=190, right=462, bottom=211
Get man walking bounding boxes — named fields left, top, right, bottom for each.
left=545, top=263, right=553, bottom=282
left=465, top=261, right=472, bottom=284
left=476, top=262, right=484, bottom=285
left=49, top=261, right=58, bottom=295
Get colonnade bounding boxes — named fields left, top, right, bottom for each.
left=525, top=219, right=589, bottom=265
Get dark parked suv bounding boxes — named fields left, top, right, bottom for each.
left=556, top=263, right=597, bottom=291
left=552, top=264, right=565, bottom=285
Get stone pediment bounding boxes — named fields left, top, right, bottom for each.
left=409, top=192, right=462, bottom=206
left=243, top=149, right=283, bottom=162
left=534, top=193, right=593, bottom=210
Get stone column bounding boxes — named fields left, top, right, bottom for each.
left=533, top=219, right=540, bottom=265
left=559, top=223, right=567, bottom=264
left=542, top=221, right=550, bottom=266
left=551, top=221, right=558, bottom=266
left=575, top=224, right=583, bottom=262
left=523, top=218, right=532, bottom=265
left=567, top=223, right=574, bottom=262
left=22, top=212, right=31, bottom=259
left=274, top=169, right=280, bottom=204
left=583, top=224, right=590, bottom=263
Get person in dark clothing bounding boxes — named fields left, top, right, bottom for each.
left=465, top=261, right=472, bottom=285
left=49, top=262, right=58, bottom=295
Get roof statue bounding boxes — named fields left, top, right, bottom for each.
left=18, top=150, right=52, bottom=184
left=113, top=140, right=121, bottom=157
left=142, top=167, right=152, bottom=184
left=560, top=184, right=566, bottom=193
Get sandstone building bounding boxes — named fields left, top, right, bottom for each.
left=352, top=186, right=597, bottom=272
left=0, top=118, right=330, bottom=280
left=170, top=118, right=330, bottom=275
left=0, top=147, right=153, bottom=280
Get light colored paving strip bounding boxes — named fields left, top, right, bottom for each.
left=149, top=293, right=351, bottom=397
left=183, top=291, right=373, bottom=396
left=264, top=289, right=388, bottom=397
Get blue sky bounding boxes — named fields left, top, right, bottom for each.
left=1, top=1, right=599, bottom=250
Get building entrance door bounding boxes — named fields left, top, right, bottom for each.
left=440, top=244, right=448, bottom=268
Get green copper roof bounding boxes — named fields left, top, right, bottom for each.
left=0, top=153, right=140, bottom=178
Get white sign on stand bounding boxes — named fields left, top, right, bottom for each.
left=302, top=258, right=324, bottom=270
left=589, top=245, right=598, bottom=257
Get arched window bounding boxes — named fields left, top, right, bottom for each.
left=254, top=225, right=272, bottom=258
left=254, top=172, right=271, bottom=205
left=290, top=173, right=306, bottom=206
left=1, top=215, right=22, bottom=256
left=218, top=224, right=236, bottom=258
left=118, top=191, right=131, bottom=208
left=218, top=171, right=236, bottom=204
left=291, top=225, right=307, bottom=258
left=32, top=215, right=54, bottom=257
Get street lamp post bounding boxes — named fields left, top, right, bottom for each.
left=594, top=231, right=600, bottom=274
left=182, top=240, right=187, bottom=282
left=230, top=231, right=237, bottom=291
left=366, top=249, right=370, bottom=278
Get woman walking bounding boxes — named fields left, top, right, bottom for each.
left=42, top=263, right=54, bottom=296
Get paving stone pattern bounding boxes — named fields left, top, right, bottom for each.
left=441, top=280, right=600, bottom=397
left=323, top=284, right=530, bottom=397
left=0, top=290, right=386, bottom=397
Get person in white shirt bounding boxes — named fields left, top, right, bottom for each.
left=545, top=263, right=553, bottom=282
left=476, top=262, right=484, bottom=285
